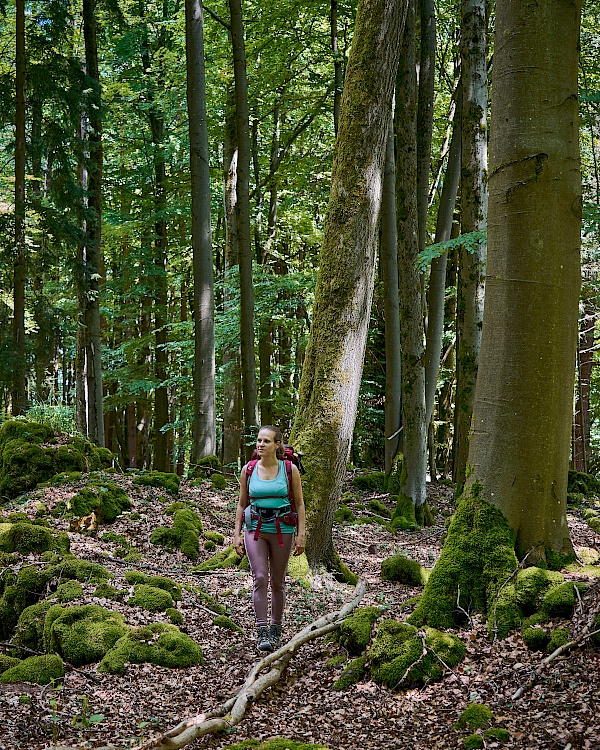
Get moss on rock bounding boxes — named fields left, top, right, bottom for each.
left=484, top=727, right=510, bottom=742
left=521, top=614, right=550, bottom=652
left=547, top=627, right=570, bottom=653
left=211, top=474, right=227, bottom=490
left=212, top=614, right=243, bottom=632
left=337, top=606, right=383, bottom=656
left=541, top=582, right=587, bottom=619
left=97, top=622, right=203, bottom=675
left=49, top=555, right=110, bottom=583
left=352, top=472, right=385, bottom=491
left=514, top=567, right=563, bottom=614
left=369, top=620, right=466, bottom=690
left=408, top=486, right=518, bottom=634
left=454, top=703, right=493, bottom=730
left=0, top=521, right=69, bottom=555
left=150, top=507, right=203, bottom=560
left=463, top=734, right=484, bottom=749
left=0, top=654, right=65, bottom=685
left=166, top=607, right=184, bottom=625
left=44, top=604, right=130, bottom=666
left=54, top=580, right=84, bottom=603
left=203, top=530, right=225, bottom=545
left=133, top=471, right=180, bottom=496
left=193, top=545, right=242, bottom=572
left=334, top=504, right=354, bottom=522
left=332, top=655, right=366, bottom=690
left=128, top=584, right=174, bottom=612
left=381, top=554, right=425, bottom=585
left=0, top=654, right=21, bottom=673
left=70, top=481, right=131, bottom=523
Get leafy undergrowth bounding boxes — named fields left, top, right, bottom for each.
left=0, top=473, right=599, bottom=750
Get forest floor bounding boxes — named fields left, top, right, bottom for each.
left=1, top=472, right=600, bottom=750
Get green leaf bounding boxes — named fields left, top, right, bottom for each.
left=415, top=229, right=487, bottom=273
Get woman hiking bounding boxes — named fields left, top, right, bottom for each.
left=234, top=425, right=306, bottom=652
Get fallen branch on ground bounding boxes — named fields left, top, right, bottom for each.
left=51, top=578, right=367, bottom=750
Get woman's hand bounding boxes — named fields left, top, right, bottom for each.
left=233, top=533, right=245, bottom=558
left=293, top=533, right=306, bottom=556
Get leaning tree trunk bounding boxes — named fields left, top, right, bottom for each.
left=290, top=0, right=407, bottom=571
left=453, top=0, right=487, bottom=489
left=466, top=0, right=581, bottom=562
left=12, top=0, right=27, bottom=416
left=395, top=0, right=428, bottom=518
left=186, top=0, right=216, bottom=461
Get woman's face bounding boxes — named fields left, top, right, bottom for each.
left=256, top=429, right=280, bottom=457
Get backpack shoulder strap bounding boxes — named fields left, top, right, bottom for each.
left=246, top=459, right=259, bottom=499
left=284, top=459, right=296, bottom=512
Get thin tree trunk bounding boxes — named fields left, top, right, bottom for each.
left=573, top=294, right=594, bottom=472
left=453, top=0, right=487, bottom=489
left=186, top=0, right=216, bottom=461
left=381, top=118, right=401, bottom=476
left=291, top=0, right=407, bottom=571
left=395, top=0, right=427, bottom=517
left=229, top=0, right=258, bottom=454
left=330, top=0, right=343, bottom=134
left=416, top=0, right=436, bottom=255
left=12, top=0, right=27, bottom=415
left=467, top=0, right=581, bottom=562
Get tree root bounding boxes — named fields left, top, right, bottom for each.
left=50, top=578, right=367, bottom=750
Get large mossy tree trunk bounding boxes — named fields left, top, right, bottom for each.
left=290, top=0, right=407, bottom=572
left=466, top=0, right=581, bottom=563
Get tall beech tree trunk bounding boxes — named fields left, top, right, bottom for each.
left=382, top=118, right=401, bottom=476
left=290, top=0, right=406, bottom=571
left=395, top=0, right=428, bottom=517
left=229, top=0, right=259, bottom=454
left=82, top=0, right=104, bottom=446
left=453, top=0, right=487, bottom=488
left=186, top=0, right=216, bottom=461
left=12, top=0, right=27, bottom=415
left=467, top=0, right=581, bottom=562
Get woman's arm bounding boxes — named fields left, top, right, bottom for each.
left=234, top=465, right=249, bottom=557
left=291, top=464, right=306, bottom=556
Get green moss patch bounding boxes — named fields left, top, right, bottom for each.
left=567, top=469, right=600, bottom=496
left=484, top=727, right=510, bottom=743
left=189, top=454, right=222, bottom=479
left=352, top=472, right=385, bottom=491
left=521, top=614, right=550, bottom=652
left=408, top=486, right=518, bottom=635
left=454, top=703, right=493, bottom=730
left=128, top=584, right=174, bottom=612
left=222, top=739, right=331, bottom=750
left=369, top=620, right=465, bottom=690
left=203, top=530, right=225, bottom=545
left=541, top=582, right=587, bottom=619
left=193, top=545, right=242, bottom=572
left=0, top=521, right=69, bottom=555
left=97, top=622, right=203, bottom=675
left=70, top=481, right=131, bottom=523
left=334, top=504, right=354, bottom=522
left=211, top=474, right=227, bottom=490
left=332, top=655, right=366, bottom=690
left=53, top=580, right=84, bottom=603
left=0, top=654, right=65, bottom=685
left=151, top=507, right=203, bottom=561
left=514, top=567, right=563, bottom=614
left=166, top=607, right=183, bottom=625
left=44, top=604, right=129, bottom=667
left=463, top=734, right=484, bottom=749
left=212, top=614, right=243, bottom=632
left=0, top=654, right=21, bottom=673
left=133, top=471, right=180, bottom=496
left=124, top=571, right=181, bottom=600
left=337, top=606, right=383, bottom=656
left=381, top=554, right=425, bottom=585
left=547, top=627, right=570, bottom=653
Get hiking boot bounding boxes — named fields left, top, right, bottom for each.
left=256, top=625, right=273, bottom=652
left=269, top=623, right=282, bottom=650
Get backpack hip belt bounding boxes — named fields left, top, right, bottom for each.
left=248, top=502, right=297, bottom=547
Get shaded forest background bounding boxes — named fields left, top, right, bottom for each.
left=0, top=0, right=599, bottom=478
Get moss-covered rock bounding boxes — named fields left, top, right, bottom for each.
left=408, top=486, right=518, bottom=635
left=0, top=419, right=112, bottom=500
left=567, top=469, right=600, bottom=496
left=521, top=614, right=550, bottom=652
left=166, top=607, right=184, bottom=625
left=193, top=545, right=242, bottom=572
left=368, top=498, right=391, bottom=518
left=454, top=703, right=493, bottom=730
left=44, top=604, right=130, bottom=666
left=0, top=521, right=69, bottom=555
left=128, top=584, right=174, bottom=612
left=54, top=580, right=84, bottom=603
left=381, top=554, right=425, bottom=585
left=211, top=474, right=227, bottom=490
left=150, top=507, right=203, bottom=560
left=0, top=654, right=21, bottom=673
left=212, top=614, right=243, bottom=632
left=337, top=606, right=383, bottom=656
left=124, top=571, right=182, bottom=600
left=97, top=622, right=203, bottom=675
left=332, top=655, right=366, bottom=690
left=0, top=564, right=56, bottom=639
left=202, top=530, right=224, bottom=545
left=390, top=493, right=418, bottom=528
left=0, top=654, right=65, bottom=685
left=547, top=627, right=570, bottom=653
left=133, top=471, right=180, bottom=496
left=334, top=504, right=354, bottom=523
left=70, top=481, right=131, bottom=523
left=49, top=555, right=110, bottom=583
left=541, top=582, right=587, bottom=619
left=93, top=582, right=121, bottom=600
left=369, top=620, right=466, bottom=689
left=352, top=472, right=385, bottom=491
left=166, top=501, right=188, bottom=515
left=514, top=567, right=563, bottom=614
left=189, top=454, right=222, bottom=479
left=463, top=734, right=484, bottom=749
left=484, top=727, right=510, bottom=743
left=222, top=740, right=331, bottom=750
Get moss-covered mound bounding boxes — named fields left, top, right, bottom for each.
left=541, top=581, right=587, bottom=619
left=381, top=554, right=426, bottom=585
left=352, top=472, right=386, bottom=491
left=0, top=564, right=56, bottom=639
left=151, top=507, right=203, bottom=560
left=0, top=654, right=65, bottom=685
left=369, top=619, right=465, bottom=690
left=336, top=606, right=383, bottom=656
left=332, top=655, right=366, bottom=690
left=128, top=584, right=174, bottom=612
left=70, top=480, right=131, bottom=523
left=567, top=469, right=600, bottom=496
left=212, top=614, right=243, bottom=632
left=190, top=454, right=222, bottom=479
left=13, top=600, right=55, bottom=651
left=0, top=419, right=112, bottom=500
left=133, top=471, right=180, bottom=496
left=97, top=622, right=203, bottom=675
left=514, top=567, right=563, bottom=614
left=521, top=614, right=550, bottom=651
left=49, top=554, right=111, bottom=583
left=53, top=580, right=84, bottom=603
left=124, top=571, right=182, bottom=600
left=408, top=485, right=518, bottom=635
left=222, top=740, right=331, bottom=750
left=44, top=604, right=130, bottom=666
left=0, top=654, right=21, bottom=672
left=192, top=544, right=243, bottom=572
left=0, top=521, right=70, bottom=555
left=454, top=703, right=493, bottom=730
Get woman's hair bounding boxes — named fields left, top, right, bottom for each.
left=259, top=425, right=285, bottom=459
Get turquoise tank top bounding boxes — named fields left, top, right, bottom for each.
left=248, top=459, right=295, bottom=535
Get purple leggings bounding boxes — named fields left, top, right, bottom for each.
left=244, top=530, right=293, bottom=626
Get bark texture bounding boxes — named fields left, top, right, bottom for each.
left=291, top=0, right=406, bottom=569
left=467, top=0, right=582, bottom=561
